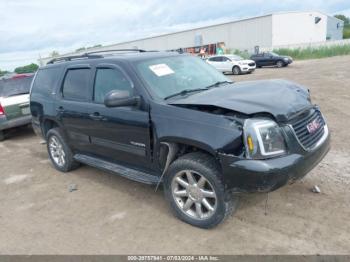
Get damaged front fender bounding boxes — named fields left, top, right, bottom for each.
left=150, top=102, right=244, bottom=157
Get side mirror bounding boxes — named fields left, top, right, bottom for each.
left=104, top=90, right=140, bottom=108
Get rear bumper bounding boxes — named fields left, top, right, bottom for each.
left=0, top=115, right=32, bottom=131
left=219, top=128, right=330, bottom=193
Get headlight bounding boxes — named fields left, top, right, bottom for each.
left=243, top=119, right=287, bottom=159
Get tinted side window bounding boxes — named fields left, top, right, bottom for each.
left=62, top=69, right=91, bottom=101
left=208, top=57, right=217, bottom=62
left=94, top=68, right=133, bottom=104
left=32, top=67, right=61, bottom=96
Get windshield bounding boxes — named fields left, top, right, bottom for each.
left=0, top=75, right=33, bottom=98
left=228, top=55, right=243, bottom=61
left=134, top=55, right=230, bottom=99
left=269, top=52, right=279, bottom=57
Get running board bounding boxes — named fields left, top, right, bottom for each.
left=74, top=154, right=160, bottom=185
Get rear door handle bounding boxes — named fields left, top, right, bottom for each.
left=89, top=112, right=103, bottom=120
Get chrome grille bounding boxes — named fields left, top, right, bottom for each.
left=290, top=108, right=325, bottom=150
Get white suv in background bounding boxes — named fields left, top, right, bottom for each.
left=206, top=55, right=256, bottom=75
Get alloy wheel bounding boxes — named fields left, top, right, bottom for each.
left=233, top=67, right=240, bottom=75
left=277, top=61, right=283, bottom=68
left=171, top=170, right=217, bottom=220
left=49, top=136, right=66, bottom=167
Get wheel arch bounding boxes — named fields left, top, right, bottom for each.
left=41, top=118, right=61, bottom=138
left=156, top=137, right=219, bottom=175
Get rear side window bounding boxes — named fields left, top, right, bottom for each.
left=62, top=69, right=91, bottom=101
left=32, top=67, right=61, bottom=96
left=93, top=68, right=133, bottom=103
left=209, top=57, right=222, bottom=62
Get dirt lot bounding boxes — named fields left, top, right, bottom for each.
left=0, top=55, right=349, bottom=255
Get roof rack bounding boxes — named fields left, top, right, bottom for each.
left=47, top=49, right=149, bottom=64
left=86, top=49, right=147, bottom=55
left=47, top=54, right=102, bottom=64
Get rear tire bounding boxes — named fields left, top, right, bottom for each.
left=232, top=66, right=241, bottom=75
left=46, top=128, right=80, bottom=172
left=0, top=130, right=4, bottom=141
left=164, top=152, right=238, bottom=229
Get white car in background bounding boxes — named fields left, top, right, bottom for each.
left=206, top=54, right=256, bottom=75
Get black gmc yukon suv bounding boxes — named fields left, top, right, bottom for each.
left=30, top=50, right=330, bottom=228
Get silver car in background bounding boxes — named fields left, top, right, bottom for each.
left=206, top=54, right=256, bottom=75
left=0, top=74, right=33, bottom=141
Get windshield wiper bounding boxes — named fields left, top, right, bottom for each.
left=164, top=88, right=209, bottom=100
left=205, top=81, right=233, bottom=89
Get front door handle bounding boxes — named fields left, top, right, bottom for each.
left=56, top=106, right=64, bottom=112
left=89, top=112, right=103, bottom=120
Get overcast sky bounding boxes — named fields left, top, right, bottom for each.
left=0, top=0, right=349, bottom=71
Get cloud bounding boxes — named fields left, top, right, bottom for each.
left=0, top=0, right=349, bottom=70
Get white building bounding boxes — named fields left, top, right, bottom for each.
left=40, top=11, right=344, bottom=65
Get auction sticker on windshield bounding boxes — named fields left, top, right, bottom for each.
left=149, top=64, right=174, bottom=77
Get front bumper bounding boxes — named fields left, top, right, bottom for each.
left=285, top=59, right=293, bottom=65
left=0, top=115, right=32, bottom=131
left=219, top=127, right=330, bottom=193
left=241, top=65, right=256, bottom=73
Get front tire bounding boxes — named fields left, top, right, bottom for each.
left=232, top=66, right=241, bottom=75
left=164, top=152, right=238, bottom=229
left=46, top=128, right=80, bottom=172
left=276, top=60, right=284, bottom=68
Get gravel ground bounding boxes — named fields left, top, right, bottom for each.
left=0, top=55, right=349, bottom=255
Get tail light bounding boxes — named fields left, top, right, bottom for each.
left=0, top=103, right=4, bottom=116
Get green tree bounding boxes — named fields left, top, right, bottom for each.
left=75, top=47, right=86, bottom=52
left=14, top=63, right=39, bottom=74
left=50, top=51, right=59, bottom=57
left=334, top=14, right=350, bottom=25
left=0, top=69, right=10, bottom=77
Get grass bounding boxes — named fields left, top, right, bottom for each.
left=273, top=44, right=350, bottom=60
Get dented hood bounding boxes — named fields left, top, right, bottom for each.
left=168, top=79, right=312, bottom=122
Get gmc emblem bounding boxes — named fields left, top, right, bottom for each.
left=307, top=119, right=321, bottom=134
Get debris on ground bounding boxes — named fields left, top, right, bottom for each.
left=39, top=140, right=46, bottom=145
left=312, top=185, right=321, bottom=193
left=68, top=184, right=78, bottom=192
